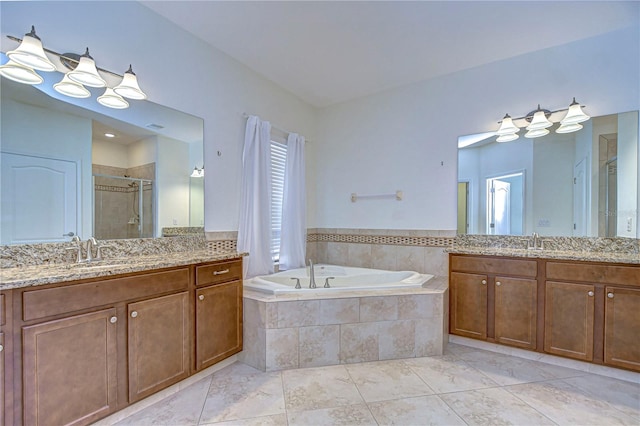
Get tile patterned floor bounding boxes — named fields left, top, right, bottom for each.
left=111, top=344, right=639, bottom=426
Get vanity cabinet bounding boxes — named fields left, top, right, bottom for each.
left=195, top=260, right=243, bottom=371
left=604, top=286, right=640, bottom=371
left=449, top=255, right=538, bottom=350
left=127, top=292, right=190, bottom=403
left=0, top=291, right=12, bottom=426
left=22, top=308, right=118, bottom=426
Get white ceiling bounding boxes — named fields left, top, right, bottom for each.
left=142, top=1, right=639, bottom=108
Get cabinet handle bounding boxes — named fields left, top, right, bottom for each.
left=481, top=279, right=487, bottom=285
left=198, top=294, right=205, bottom=301
left=607, top=292, right=614, bottom=299
left=110, top=316, right=117, bottom=324
left=131, top=311, right=138, bottom=318
left=496, top=281, right=501, bottom=286
left=213, top=269, right=230, bottom=276
left=588, top=291, right=594, bottom=297
left=0, top=344, right=3, bottom=352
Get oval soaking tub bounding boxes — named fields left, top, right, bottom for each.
left=245, top=264, right=434, bottom=295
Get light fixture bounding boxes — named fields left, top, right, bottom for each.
left=67, top=48, right=106, bottom=87
left=114, top=65, right=147, bottom=100
left=104, top=133, right=116, bottom=138
left=97, top=88, right=129, bottom=109
left=0, top=59, right=43, bottom=84
left=560, top=97, right=590, bottom=125
left=556, top=122, right=583, bottom=134
left=190, top=166, right=204, bottom=178
left=53, top=74, right=91, bottom=98
left=6, top=26, right=55, bottom=71
left=493, top=98, right=590, bottom=141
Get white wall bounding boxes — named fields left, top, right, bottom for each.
left=315, top=25, right=640, bottom=231
left=618, top=111, right=639, bottom=237
left=92, top=139, right=129, bottom=168
left=1, top=1, right=316, bottom=233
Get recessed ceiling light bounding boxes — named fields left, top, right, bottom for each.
left=104, top=133, right=116, bottom=138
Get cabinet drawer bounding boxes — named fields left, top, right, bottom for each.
left=451, top=255, right=537, bottom=277
left=546, top=262, right=640, bottom=287
left=196, top=259, right=242, bottom=287
left=23, top=268, right=189, bottom=321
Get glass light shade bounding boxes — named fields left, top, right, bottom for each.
left=0, top=59, right=43, bottom=85
left=561, top=98, right=590, bottom=125
left=67, top=49, right=106, bottom=87
left=556, top=122, right=583, bottom=134
left=53, top=74, right=91, bottom=98
left=496, top=114, right=519, bottom=135
left=114, top=66, right=146, bottom=100
left=526, top=110, right=553, bottom=131
left=496, top=133, right=519, bottom=143
left=97, top=88, right=129, bottom=109
left=525, top=128, right=550, bottom=138
left=7, top=27, right=56, bottom=72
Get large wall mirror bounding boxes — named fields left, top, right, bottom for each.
left=1, top=56, right=204, bottom=245
left=458, top=110, right=638, bottom=239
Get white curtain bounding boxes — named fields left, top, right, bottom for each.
left=279, top=133, right=306, bottom=270
left=237, top=115, right=274, bottom=278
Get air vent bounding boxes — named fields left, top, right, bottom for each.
left=146, top=123, right=164, bottom=130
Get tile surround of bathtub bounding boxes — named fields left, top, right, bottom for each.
left=239, top=289, right=447, bottom=372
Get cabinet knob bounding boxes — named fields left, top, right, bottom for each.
left=588, top=291, right=594, bottom=297
left=131, top=311, right=138, bottom=318
left=496, top=281, right=502, bottom=286
left=607, top=292, right=614, bottom=299
left=110, top=316, right=117, bottom=324
left=481, top=279, right=487, bottom=285
left=198, top=294, right=205, bottom=301
left=0, top=344, right=3, bottom=352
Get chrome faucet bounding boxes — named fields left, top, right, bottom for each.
left=308, top=259, right=317, bottom=289
left=527, top=232, right=544, bottom=250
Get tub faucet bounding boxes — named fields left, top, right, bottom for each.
left=308, top=259, right=317, bottom=289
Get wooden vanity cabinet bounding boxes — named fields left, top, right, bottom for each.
left=195, top=260, right=243, bottom=371
left=603, top=286, right=640, bottom=371
left=0, top=291, right=11, bottom=426
left=449, top=255, right=538, bottom=350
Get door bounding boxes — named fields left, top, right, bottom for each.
left=604, top=287, right=640, bottom=371
left=128, top=292, right=189, bottom=403
left=494, top=277, right=537, bottom=350
left=457, top=182, right=469, bottom=234
left=22, top=308, right=118, bottom=426
left=544, top=281, right=594, bottom=361
left=1, top=152, right=78, bottom=244
left=195, top=281, right=243, bottom=370
left=487, top=178, right=511, bottom=235
left=573, top=157, right=588, bottom=236
left=449, top=272, right=488, bottom=339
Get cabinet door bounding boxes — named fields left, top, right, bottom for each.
left=0, top=332, right=4, bottom=426
left=544, top=281, right=594, bottom=361
left=604, top=286, right=640, bottom=371
left=450, top=272, right=488, bottom=339
left=23, top=308, right=118, bottom=426
left=128, top=292, right=190, bottom=403
left=495, top=277, right=537, bottom=350
left=196, top=281, right=243, bottom=370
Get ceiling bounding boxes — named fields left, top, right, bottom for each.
left=142, top=1, right=639, bottom=108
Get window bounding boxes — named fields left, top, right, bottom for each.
left=270, top=139, right=287, bottom=262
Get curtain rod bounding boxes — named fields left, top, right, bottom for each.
left=241, top=112, right=311, bottom=143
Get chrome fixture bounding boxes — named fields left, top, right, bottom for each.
left=308, top=259, right=317, bottom=289
left=1, top=26, right=147, bottom=109
left=495, top=98, right=590, bottom=142
left=66, top=236, right=113, bottom=263
left=527, top=232, right=544, bottom=250
left=324, top=277, right=335, bottom=288
left=291, top=278, right=302, bottom=289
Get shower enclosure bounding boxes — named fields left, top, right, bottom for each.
left=93, top=174, right=154, bottom=239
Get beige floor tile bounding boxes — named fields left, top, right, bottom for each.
left=113, top=375, right=212, bottom=426
left=287, top=404, right=377, bottom=426
left=282, top=365, right=364, bottom=411
left=346, top=360, right=434, bottom=402
left=505, top=379, right=639, bottom=425
left=368, top=395, right=466, bottom=425
left=199, top=370, right=285, bottom=424
left=406, top=355, right=499, bottom=393
left=440, top=387, right=556, bottom=425
left=561, top=374, right=640, bottom=420
left=201, top=413, right=288, bottom=426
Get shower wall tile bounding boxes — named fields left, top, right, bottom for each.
left=327, top=242, right=349, bottom=265
left=347, top=243, right=372, bottom=268
left=396, top=246, right=426, bottom=272
left=371, top=244, right=397, bottom=270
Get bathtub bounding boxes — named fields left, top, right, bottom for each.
left=245, top=264, right=434, bottom=295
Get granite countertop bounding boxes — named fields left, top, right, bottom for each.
left=447, top=246, right=640, bottom=265
left=0, top=250, right=247, bottom=290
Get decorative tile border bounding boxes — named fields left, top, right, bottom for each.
left=207, top=240, right=237, bottom=252
left=308, top=233, right=454, bottom=247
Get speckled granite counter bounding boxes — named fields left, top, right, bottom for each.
left=447, top=247, right=640, bottom=264
left=0, top=250, right=247, bottom=290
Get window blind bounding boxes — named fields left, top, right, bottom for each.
left=270, top=140, right=287, bottom=261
